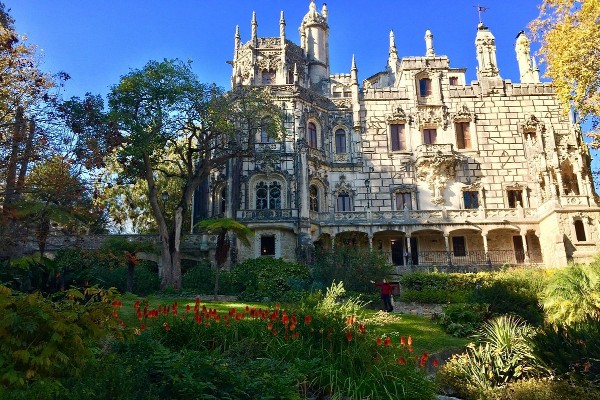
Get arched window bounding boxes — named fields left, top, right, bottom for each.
left=574, top=219, right=587, bottom=241
left=335, top=129, right=346, bottom=153
left=336, top=191, right=351, bottom=212
left=309, top=185, right=319, bottom=212
left=256, top=181, right=282, bottom=210
left=308, top=122, right=318, bottom=148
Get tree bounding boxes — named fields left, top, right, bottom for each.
left=197, top=217, right=253, bottom=300
left=71, top=59, right=283, bottom=290
left=530, top=1, right=600, bottom=144
left=100, top=237, right=155, bottom=293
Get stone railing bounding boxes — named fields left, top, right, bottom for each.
left=307, top=147, right=327, bottom=163
left=387, top=249, right=543, bottom=269
left=254, top=142, right=282, bottom=152
left=415, top=143, right=455, bottom=159
left=333, top=153, right=349, bottom=163
left=236, top=208, right=298, bottom=222
left=560, top=195, right=590, bottom=207
left=313, top=207, right=537, bottom=225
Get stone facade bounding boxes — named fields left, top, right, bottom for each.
left=195, top=1, right=600, bottom=270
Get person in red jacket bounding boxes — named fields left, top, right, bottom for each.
left=370, top=278, right=393, bottom=312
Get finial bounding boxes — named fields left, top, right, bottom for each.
left=235, top=25, right=240, bottom=41
left=293, top=63, right=299, bottom=83
left=389, top=30, right=398, bottom=56
left=309, top=0, right=317, bottom=13
left=425, top=29, right=434, bottom=56
left=322, top=3, right=328, bottom=20
left=251, top=11, right=257, bottom=40
left=280, top=11, right=286, bottom=38
left=351, top=54, right=357, bottom=71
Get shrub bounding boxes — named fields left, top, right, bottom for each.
left=399, top=272, right=475, bottom=304
left=542, top=261, right=600, bottom=326
left=229, top=257, right=311, bottom=301
left=492, top=378, right=600, bottom=400
left=312, top=245, right=394, bottom=293
left=436, top=303, right=492, bottom=337
left=181, top=262, right=214, bottom=294
left=437, top=315, right=547, bottom=399
left=532, top=319, right=600, bottom=386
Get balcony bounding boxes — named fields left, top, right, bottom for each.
left=307, top=147, right=327, bottom=163
left=236, top=208, right=298, bottom=222
left=415, top=143, right=455, bottom=161
left=254, top=142, right=282, bottom=152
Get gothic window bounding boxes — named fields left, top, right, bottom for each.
left=287, top=69, right=294, bottom=84
left=423, top=129, right=437, bottom=144
left=255, top=181, right=282, bottom=210
left=395, top=192, right=412, bottom=210
left=452, top=236, right=467, bottom=257
left=335, top=129, right=347, bottom=153
left=307, top=122, right=318, bottom=148
left=507, top=189, right=523, bottom=208
left=260, top=235, right=276, bottom=256
left=524, top=129, right=536, bottom=141
left=336, top=191, right=351, bottom=212
left=262, top=70, right=275, bottom=85
left=309, top=185, right=319, bottom=212
left=449, top=76, right=459, bottom=86
left=260, top=126, right=275, bottom=143
left=463, top=191, right=479, bottom=209
left=574, top=219, right=587, bottom=241
left=419, top=78, right=432, bottom=96
left=455, top=122, right=471, bottom=150
left=390, top=124, right=406, bottom=151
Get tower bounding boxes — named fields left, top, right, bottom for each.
left=299, top=0, right=330, bottom=93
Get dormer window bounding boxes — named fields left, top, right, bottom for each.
left=419, top=78, right=432, bottom=97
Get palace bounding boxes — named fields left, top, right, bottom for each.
left=195, top=1, right=600, bottom=271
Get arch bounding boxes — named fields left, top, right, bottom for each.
left=248, top=174, right=287, bottom=210
left=309, top=184, right=319, bottom=212
left=307, top=121, right=319, bottom=148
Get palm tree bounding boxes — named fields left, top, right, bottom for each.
left=542, top=261, right=600, bottom=326
left=196, top=217, right=253, bottom=300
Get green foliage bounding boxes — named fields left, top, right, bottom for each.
left=0, top=285, right=122, bottom=388
left=312, top=244, right=394, bottom=293
left=532, top=319, right=600, bottom=386
left=181, top=262, right=215, bottom=294
left=438, top=315, right=547, bottom=399
left=436, top=303, right=492, bottom=337
left=399, top=272, right=477, bottom=303
left=492, top=378, right=600, bottom=400
left=230, top=257, right=311, bottom=301
left=542, top=261, right=600, bottom=326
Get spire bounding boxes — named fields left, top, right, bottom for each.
left=234, top=25, right=240, bottom=48
left=251, top=11, right=257, bottom=42
left=515, top=30, right=539, bottom=83
left=389, top=30, right=398, bottom=63
left=475, top=23, right=500, bottom=79
left=322, top=3, right=328, bottom=21
left=351, top=54, right=358, bottom=83
left=279, top=10, right=286, bottom=38
left=293, top=63, right=299, bottom=84
left=425, top=29, right=435, bottom=56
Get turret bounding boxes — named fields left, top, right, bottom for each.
left=251, top=11, right=258, bottom=44
left=299, top=0, right=330, bottom=92
left=388, top=30, right=398, bottom=67
left=425, top=29, right=435, bottom=56
left=515, top=31, right=540, bottom=83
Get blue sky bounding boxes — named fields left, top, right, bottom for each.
left=8, top=0, right=544, bottom=98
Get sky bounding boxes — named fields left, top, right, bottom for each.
left=7, top=0, right=545, bottom=99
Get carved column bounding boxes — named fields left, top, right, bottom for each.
left=368, top=233, right=373, bottom=251
left=405, top=234, right=412, bottom=266
left=444, top=234, right=452, bottom=267
left=520, top=231, right=530, bottom=264
left=482, top=232, right=491, bottom=268
left=331, top=234, right=336, bottom=250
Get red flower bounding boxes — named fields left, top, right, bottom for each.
left=420, top=353, right=429, bottom=367
left=120, top=321, right=126, bottom=328
left=400, top=336, right=406, bottom=346
left=304, top=315, right=312, bottom=325
left=282, top=312, right=289, bottom=326
left=433, top=359, right=439, bottom=368
left=140, top=323, right=146, bottom=331
left=358, top=324, right=366, bottom=335
left=267, top=323, right=273, bottom=331
left=195, top=313, right=202, bottom=324
left=347, top=331, right=352, bottom=342
left=377, top=337, right=382, bottom=346
left=186, top=304, right=191, bottom=312
left=137, top=310, right=143, bottom=320
left=398, top=357, right=406, bottom=365
left=408, top=336, right=412, bottom=346
left=113, top=310, right=119, bottom=318
left=164, top=322, right=171, bottom=332
left=384, top=337, right=391, bottom=346
left=195, top=297, right=200, bottom=306
left=245, top=305, right=250, bottom=313
left=272, top=328, right=278, bottom=336
left=289, top=323, right=297, bottom=331
left=229, top=308, right=236, bottom=316
left=346, top=315, right=356, bottom=326
left=293, top=332, right=300, bottom=339
left=134, top=300, right=140, bottom=309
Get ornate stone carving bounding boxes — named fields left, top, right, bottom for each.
left=451, top=103, right=474, bottom=122
left=257, top=37, right=281, bottom=49
left=386, top=106, right=410, bottom=124
left=257, top=52, right=281, bottom=71
left=414, top=105, right=447, bottom=129
left=519, top=115, right=545, bottom=135
left=334, top=175, right=355, bottom=196
left=391, top=184, right=417, bottom=193
left=415, top=146, right=457, bottom=206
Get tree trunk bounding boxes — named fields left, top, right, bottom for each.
left=159, top=206, right=184, bottom=290
left=126, top=258, right=135, bottom=293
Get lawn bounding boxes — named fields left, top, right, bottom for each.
left=117, top=293, right=469, bottom=355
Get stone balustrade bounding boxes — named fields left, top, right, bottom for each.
left=236, top=208, right=298, bottom=222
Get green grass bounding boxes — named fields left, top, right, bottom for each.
left=117, top=293, right=468, bottom=355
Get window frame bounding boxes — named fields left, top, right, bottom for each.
left=419, top=78, right=432, bottom=97
left=255, top=181, right=282, bottom=210
left=395, top=192, right=412, bottom=210
left=574, top=219, right=587, bottom=242
left=507, top=189, right=523, bottom=208
left=452, top=236, right=467, bottom=257
left=455, top=122, right=471, bottom=150
left=390, top=123, right=406, bottom=152
left=463, top=190, right=479, bottom=209
left=260, top=235, right=276, bottom=256
left=423, top=129, right=437, bottom=145
left=309, top=185, right=319, bottom=212
left=336, top=191, right=352, bottom=212
left=334, top=129, right=347, bottom=154
left=307, top=122, right=318, bottom=148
